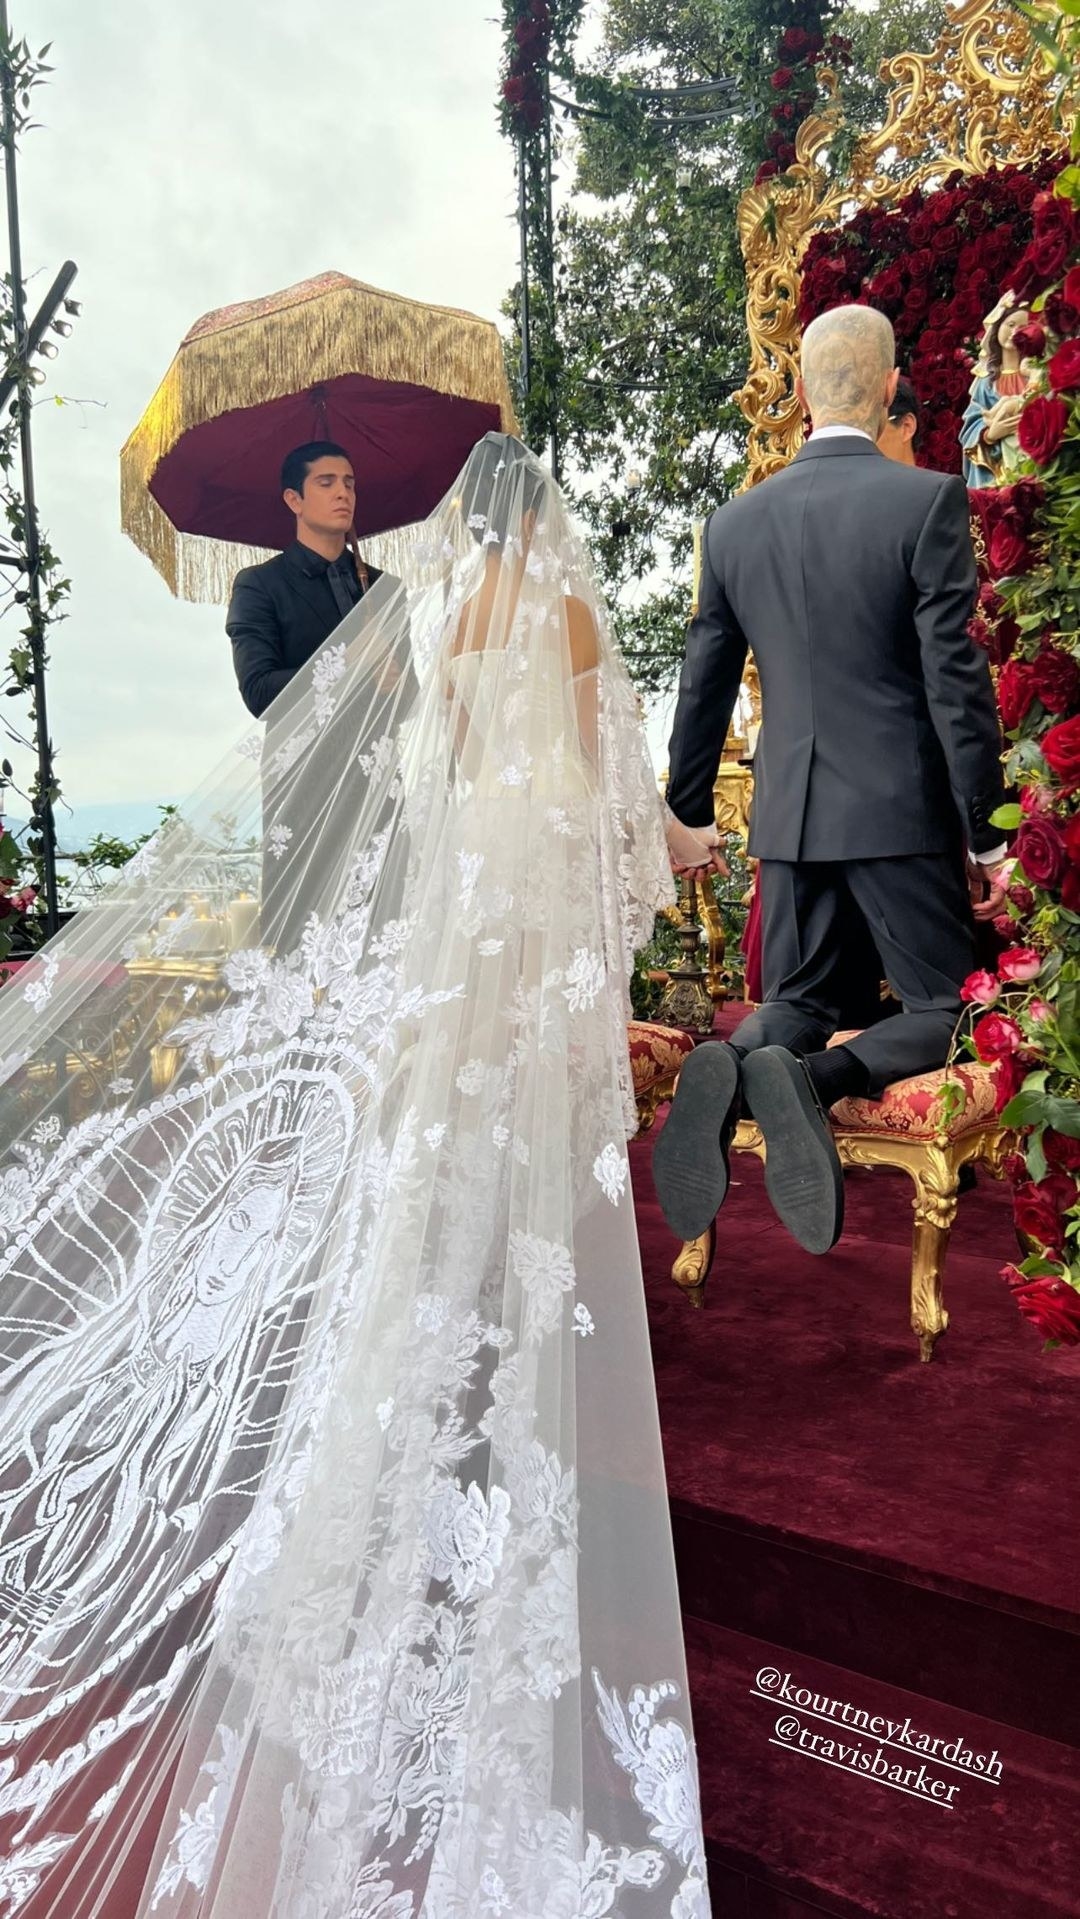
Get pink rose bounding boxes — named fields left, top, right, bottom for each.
left=961, top=969, right=1000, bottom=1006
left=997, top=946, right=1042, bottom=983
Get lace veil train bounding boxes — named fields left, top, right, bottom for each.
left=0, top=434, right=709, bottom=1917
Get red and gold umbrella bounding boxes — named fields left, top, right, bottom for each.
left=120, top=271, right=518, bottom=601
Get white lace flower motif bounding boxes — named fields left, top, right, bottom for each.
left=511, top=1229, right=576, bottom=1340
left=424, top=1122, right=447, bottom=1153
left=415, top=1293, right=451, bottom=1335
left=593, top=1673, right=705, bottom=1873
left=236, top=731, right=263, bottom=762
left=291, top=1647, right=384, bottom=1778
left=477, top=938, right=504, bottom=958
left=30, top=1115, right=61, bottom=1147
left=268, top=822, right=293, bottom=862
left=312, top=643, right=347, bottom=725
left=573, top=1303, right=595, bottom=1338
left=545, top=805, right=572, bottom=836
left=0, top=1160, right=35, bottom=1233
left=563, top=949, right=605, bottom=1013
left=456, top=1058, right=488, bottom=1098
left=358, top=733, right=394, bottom=780
left=425, top=1479, right=512, bottom=1601
left=593, top=1143, right=628, bottom=1205
left=22, top=952, right=58, bottom=1011
left=498, top=755, right=533, bottom=789
left=376, top=1398, right=395, bottom=1432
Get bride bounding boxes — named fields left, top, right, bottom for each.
left=0, top=433, right=713, bottom=1917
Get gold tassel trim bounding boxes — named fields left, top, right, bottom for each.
left=120, top=274, right=519, bottom=605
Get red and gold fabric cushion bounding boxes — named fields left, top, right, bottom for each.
left=826, top=1033, right=999, bottom=1140
left=628, top=1021, right=695, bottom=1097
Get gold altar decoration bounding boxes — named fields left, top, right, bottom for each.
left=735, top=0, right=1072, bottom=487
left=120, top=273, right=518, bottom=603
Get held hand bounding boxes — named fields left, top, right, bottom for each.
left=969, top=856, right=1013, bottom=922
left=666, top=817, right=730, bottom=882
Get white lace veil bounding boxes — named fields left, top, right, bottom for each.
left=0, top=433, right=706, bottom=1918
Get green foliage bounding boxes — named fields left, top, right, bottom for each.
left=0, top=26, right=70, bottom=944
left=500, top=0, right=948, bottom=695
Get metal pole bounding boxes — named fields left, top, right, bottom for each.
left=541, top=66, right=561, bottom=484
left=516, top=132, right=532, bottom=417
left=0, top=0, right=60, bottom=935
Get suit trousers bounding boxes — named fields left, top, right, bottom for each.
left=732, top=854, right=977, bottom=1096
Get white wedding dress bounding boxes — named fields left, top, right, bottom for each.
left=0, top=434, right=709, bottom=1917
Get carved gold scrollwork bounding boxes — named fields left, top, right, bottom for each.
left=736, top=0, right=1073, bottom=487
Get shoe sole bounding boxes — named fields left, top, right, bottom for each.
left=652, top=1042, right=740, bottom=1242
left=742, top=1047, right=844, bottom=1256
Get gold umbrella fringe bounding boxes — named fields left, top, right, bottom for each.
left=121, top=277, right=519, bottom=604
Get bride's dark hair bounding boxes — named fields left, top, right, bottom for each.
left=463, top=431, right=548, bottom=544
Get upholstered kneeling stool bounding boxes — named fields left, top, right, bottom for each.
left=671, top=1037, right=1014, bottom=1362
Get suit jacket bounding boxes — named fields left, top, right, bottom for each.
left=665, top=436, right=1005, bottom=862
left=226, top=542, right=384, bottom=718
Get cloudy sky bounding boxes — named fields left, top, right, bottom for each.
left=17, top=0, right=539, bottom=818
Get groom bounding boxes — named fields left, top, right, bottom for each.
left=655, top=304, right=1008, bottom=1256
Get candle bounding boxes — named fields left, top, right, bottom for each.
left=226, top=894, right=260, bottom=952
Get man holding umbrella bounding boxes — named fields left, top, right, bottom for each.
left=226, top=441, right=411, bottom=950
left=227, top=440, right=382, bottom=717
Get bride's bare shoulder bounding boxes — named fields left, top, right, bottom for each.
left=564, top=594, right=599, bottom=675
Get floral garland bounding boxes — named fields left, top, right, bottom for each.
left=754, top=24, right=853, bottom=187
left=793, top=36, right=1080, bottom=1345
left=799, top=159, right=1060, bottom=475
left=499, top=0, right=553, bottom=138
left=960, top=171, right=1080, bottom=1346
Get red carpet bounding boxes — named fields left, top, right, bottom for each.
left=633, top=1077, right=1080, bottom=1917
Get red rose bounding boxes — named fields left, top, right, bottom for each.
left=1064, top=266, right=1080, bottom=311
left=1043, top=291, right=1080, bottom=340
left=1045, top=1129, right=1080, bottom=1171
left=502, top=75, right=526, bottom=104
left=998, top=945, right=1042, bottom=982
left=1061, top=866, right=1080, bottom=912
left=1022, top=783, right=1054, bottom=817
left=1063, top=813, right=1080, bottom=864
left=780, top=26, right=811, bottom=56
left=1014, top=816, right=1066, bottom=887
left=997, top=658, right=1040, bottom=729
left=988, top=521, right=1034, bottom=578
left=754, top=161, right=780, bottom=185
left=973, top=1011, right=1023, bottom=1061
left=1011, top=321, right=1047, bottom=359
left=1008, top=882, right=1036, bottom=915
left=770, top=66, right=795, bottom=89
left=1042, top=716, right=1080, bottom=787
left=1032, top=644, right=1080, bottom=716
left=1017, top=394, right=1069, bottom=467
left=1013, top=1173, right=1078, bottom=1254
left=1031, top=232, right=1071, bottom=283
left=1048, top=339, right=1080, bottom=393
left=1004, top=1270, right=1080, bottom=1345
left=993, top=1052, right=1028, bottom=1114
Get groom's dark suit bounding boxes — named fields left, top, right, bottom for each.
left=666, top=433, right=1005, bottom=1093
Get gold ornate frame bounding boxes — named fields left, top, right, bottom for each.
left=735, top=0, right=1070, bottom=487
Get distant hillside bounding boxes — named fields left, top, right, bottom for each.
left=4, top=802, right=175, bottom=853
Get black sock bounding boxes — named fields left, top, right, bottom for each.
left=802, top=1044, right=871, bottom=1109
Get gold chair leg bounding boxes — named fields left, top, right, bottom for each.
left=909, top=1148, right=960, bottom=1363
left=672, top=1221, right=717, bottom=1309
